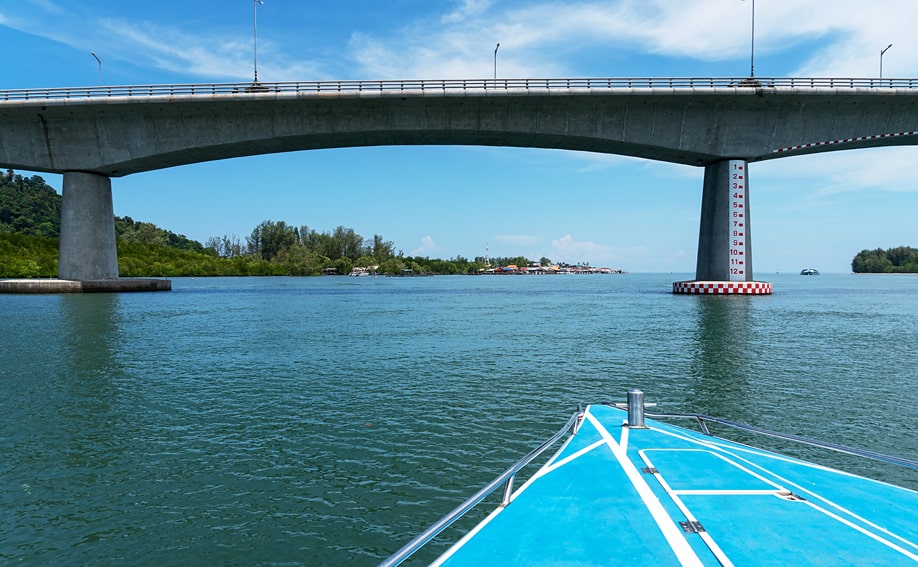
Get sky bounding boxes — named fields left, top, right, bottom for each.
left=2, top=0, right=917, bottom=273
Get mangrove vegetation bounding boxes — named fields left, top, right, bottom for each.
left=1, top=170, right=490, bottom=277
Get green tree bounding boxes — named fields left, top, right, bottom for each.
left=248, top=220, right=298, bottom=261
left=372, top=234, right=396, bottom=262
left=276, top=243, right=323, bottom=276
left=851, top=246, right=918, bottom=273
left=114, top=216, right=203, bottom=251
left=0, top=172, right=62, bottom=237
left=330, top=256, right=353, bottom=275
left=377, top=258, right=404, bottom=275
left=206, top=234, right=247, bottom=258
left=354, top=255, right=378, bottom=269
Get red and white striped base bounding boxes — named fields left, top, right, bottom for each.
left=672, top=281, right=772, bottom=295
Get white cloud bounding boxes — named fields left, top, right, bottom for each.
left=569, top=152, right=638, bottom=173
left=0, top=5, right=321, bottom=82
left=442, top=0, right=493, bottom=24
left=551, top=234, right=619, bottom=265
left=93, top=18, right=248, bottom=79
left=96, top=16, right=327, bottom=81
left=757, top=147, right=918, bottom=199
left=344, top=1, right=918, bottom=80
left=27, top=0, right=64, bottom=15
left=410, top=235, right=441, bottom=256
left=9, top=1, right=918, bottom=85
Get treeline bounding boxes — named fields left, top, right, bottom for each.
left=0, top=169, right=491, bottom=277
left=206, top=219, right=488, bottom=276
left=852, top=246, right=918, bottom=273
left=0, top=232, right=59, bottom=277
left=0, top=230, right=488, bottom=278
left=1, top=170, right=61, bottom=237
left=208, top=220, right=398, bottom=276
left=116, top=216, right=204, bottom=252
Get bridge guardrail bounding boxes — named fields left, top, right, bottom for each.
left=3, top=77, right=918, bottom=102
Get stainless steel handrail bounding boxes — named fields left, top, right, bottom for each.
left=378, top=409, right=584, bottom=567
left=3, top=77, right=918, bottom=102
left=645, top=411, right=918, bottom=470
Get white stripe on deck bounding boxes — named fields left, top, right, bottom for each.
left=639, top=450, right=736, bottom=566
left=585, top=410, right=705, bottom=567
left=643, top=426, right=918, bottom=561
left=712, top=450, right=918, bottom=560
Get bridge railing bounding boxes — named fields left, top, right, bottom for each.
left=3, top=77, right=918, bottom=101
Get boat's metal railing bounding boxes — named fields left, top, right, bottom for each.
left=614, top=389, right=918, bottom=470
left=646, top=411, right=918, bottom=470
left=378, top=409, right=584, bottom=567
left=621, top=388, right=918, bottom=470
left=4, top=76, right=918, bottom=102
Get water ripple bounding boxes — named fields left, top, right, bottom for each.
left=1, top=274, right=916, bottom=565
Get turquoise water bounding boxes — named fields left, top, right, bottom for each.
left=2, top=273, right=916, bottom=565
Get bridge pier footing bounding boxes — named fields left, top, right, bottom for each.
left=674, top=159, right=772, bottom=295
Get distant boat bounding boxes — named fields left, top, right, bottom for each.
left=349, top=267, right=378, bottom=277
left=381, top=389, right=918, bottom=566
left=800, top=268, right=820, bottom=275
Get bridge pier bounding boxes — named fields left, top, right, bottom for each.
left=59, top=172, right=119, bottom=280
left=674, top=159, right=772, bottom=295
left=51, top=171, right=170, bottom=292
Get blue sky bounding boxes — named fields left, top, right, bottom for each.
left=2, top=0, right=917, bottom=273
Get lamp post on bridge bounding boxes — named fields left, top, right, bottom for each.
left=494, top=43, right=500, bottom=80
left=741, top=0, right=755, bottom=77
left=880, top=43, right=892, bottom=79
left=253, top=0, right=264, bottom=83
left=91, top=51, right=101, bottom=86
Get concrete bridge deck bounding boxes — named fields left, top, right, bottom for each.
left=3, top=77, right=918, bottom=176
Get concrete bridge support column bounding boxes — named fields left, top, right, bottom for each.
left=673, top=159, right=772, bottom=295
left=58, top=171, right=119, bottom=280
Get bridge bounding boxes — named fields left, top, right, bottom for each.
left=2, top=77, right=918, bottom=292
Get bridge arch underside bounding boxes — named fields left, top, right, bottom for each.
left=2, top=88, right=917, bottom=284
left=4, top=90, right=918, bottom=177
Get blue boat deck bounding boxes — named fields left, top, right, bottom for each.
left=432, top=404, right=918, bottom=566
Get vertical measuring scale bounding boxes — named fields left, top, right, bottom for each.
left=729, top=160, right=746, bottom=281
left=671, top=158, right=770, bottom=294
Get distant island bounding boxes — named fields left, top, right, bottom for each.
left=1, top=169, right=614, bottom=278
left=851, top=247, right=918, bottom=273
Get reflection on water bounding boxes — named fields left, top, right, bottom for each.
left=60, top=293, right=122, bottom=373
left=688, top=296, right=755, bottom=418
left=56, top=294, right=126, bottom=436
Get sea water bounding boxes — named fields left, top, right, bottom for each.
left=2, top=273, right=916, bottom=565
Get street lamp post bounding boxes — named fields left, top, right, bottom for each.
left=91, top=51, right=102, bottom=85
left=494, top=43, right=500, bottom=80
left=254, top=0, right=264, bottom=83
left=880, top=43, right=892, bottom=79
left=744, top=0, right=755, bottom=77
